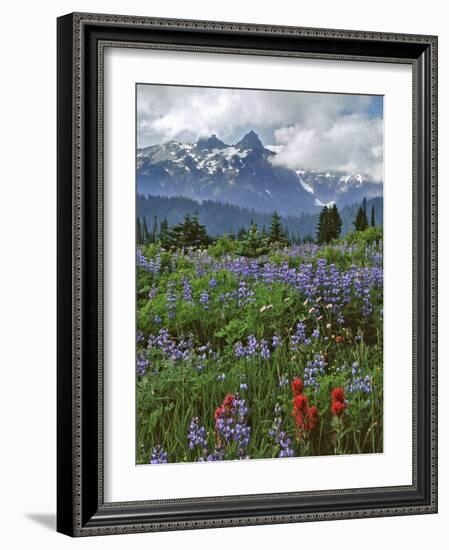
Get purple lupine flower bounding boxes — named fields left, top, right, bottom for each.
left=268, top=404, right=295, bottom=458
left=199, top=290, right=210, bottom=310
left=272, top=335, right=281, bottom=348
left=137, top=249, right=161, bottom=274
left=209, top=277, right=217, bottom=288
left=147, top=328, right=194, bottom=362
left=150, top=445, right=168, bottom=464
left=234, top=341, right=247, bottom=358
left=166, top=281, right=177, bottom=319
left=148, top=284, right=158, bottom=300
left=304, top=354, right=326, bottom=389
left=187, top=417, right=208, bottom=450
left=207, top=247, right=382, bottom=323
left=137, top=354, right=149, bottom=377
left=247, top=335, right=258, bottom=356
left=259, top=338, right=271, bottom=359
left=215, top=395, right=251, bottom=452
left=291, top=322, right=307, bottom=352
left=347, top=362, right=372, bottom=394
left=237, top=280, right=255, bottom=307
left=182, top=277, right=193, bottom=302
left=206, top=449, right=225, bottom=461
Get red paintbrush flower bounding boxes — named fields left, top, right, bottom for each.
left=307, top=405, right=319, bottom=431
left=223, top=393, right=235, bottom=409
left=292, top=393, right=319, bottom=433
left=331, top=387, right=345, bottom=403
left=331, top=400, right=346, bottom=416
left=330, top=387, right=347, bottom=416
left=293, top=393, right=308, bottom=414
left=291, top=377, right=304, bottom=396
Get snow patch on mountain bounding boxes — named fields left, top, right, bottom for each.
left=137, top=131, right=383, bottom=216
left=296, top=172, right=314, bottom=194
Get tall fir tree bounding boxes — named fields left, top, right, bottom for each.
left=136, top=217, right=143, bottom=245
left=163, top=213, right=211, bottom=249
left=237, top=227, right=247, bottom=241
left=316, top=206, right=329, bottom=244
left=152, top=215, right=158, bottom=244
left=159, top=219, right=169, bottom=247
left=268, top=211, right=290, bottom=246
left=353, top=200, right=369, bottom=232
left=316, top=204, right=342, bottom=244
left=329, top=204, right=343, bottom=240
left=370, top=205, right=376, bottom=227
left=142, top=216, right=149, bottom=244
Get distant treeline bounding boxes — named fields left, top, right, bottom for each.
left=137, top=194, right=383, bottom=242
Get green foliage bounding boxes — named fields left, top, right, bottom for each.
left=345, top=225, right=383, bottom=246
left=268, top=211, right=290, bottom=246
left=208, top=235, right=240, bottom=258
left=237, top=224, right=270, bottom=258
left=142, top=216, right=149, bottom=244
left=353, top=197, right=369, bottom=232
left=136, top=232, right=384, bottom=464
left=138, top=194, right=384, bottom=243
left=136, top=217, right=143, bottom=245
left=162, top=214, right=212, bottom=249
left=316, top=204, right=343, bottom=244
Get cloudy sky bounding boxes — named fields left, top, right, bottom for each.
left=137, top=84, right=383, bottom=182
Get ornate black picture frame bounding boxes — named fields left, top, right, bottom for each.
left=57, top=12, right=438, bottom=537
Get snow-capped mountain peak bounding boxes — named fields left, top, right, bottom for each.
left=236, top=130, right=264, bottom=151
left=137, top=131, right=382, bottom=215
left=195, top=134, right=227, bottom=151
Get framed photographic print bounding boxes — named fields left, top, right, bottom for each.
left=57, top=12, right=438, bottom=536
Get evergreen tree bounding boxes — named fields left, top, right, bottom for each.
left=268, top=211, right=290, bottom=246
left=316, top=205, right=342, bottom=244
left=237, top=224, right=269, bottom=258
left=329, top=204, right=343, bottom=240
left=237, top=227, right=247, bottom=241
left=152, top=215, right=158, bottom=244
left=142, top=216, right=149, bottom=244
left=353, top=202, right=369, bottom=232
left=163, top=214, right=211, bottom=249
left=159, top=219, right=169, bottom=248
left=136, top=217, right=143, bottom=245
left=316, top=206, right=329, bottom=244
left=370, top=205, right=376, bottom=227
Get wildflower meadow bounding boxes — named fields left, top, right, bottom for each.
left=136, top=221, right=383, bottom=464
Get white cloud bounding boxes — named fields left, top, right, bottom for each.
left=137, top=85, right=383, bottom=181
left=271, top=115, right=383, bottom=182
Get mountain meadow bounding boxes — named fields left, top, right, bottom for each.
left=136, top=198, right=384, bottom=464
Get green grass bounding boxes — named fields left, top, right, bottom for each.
left=136, top=232, right=383, bottom=464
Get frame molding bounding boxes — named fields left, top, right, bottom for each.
left=57, top=12, right=437, bottom=536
